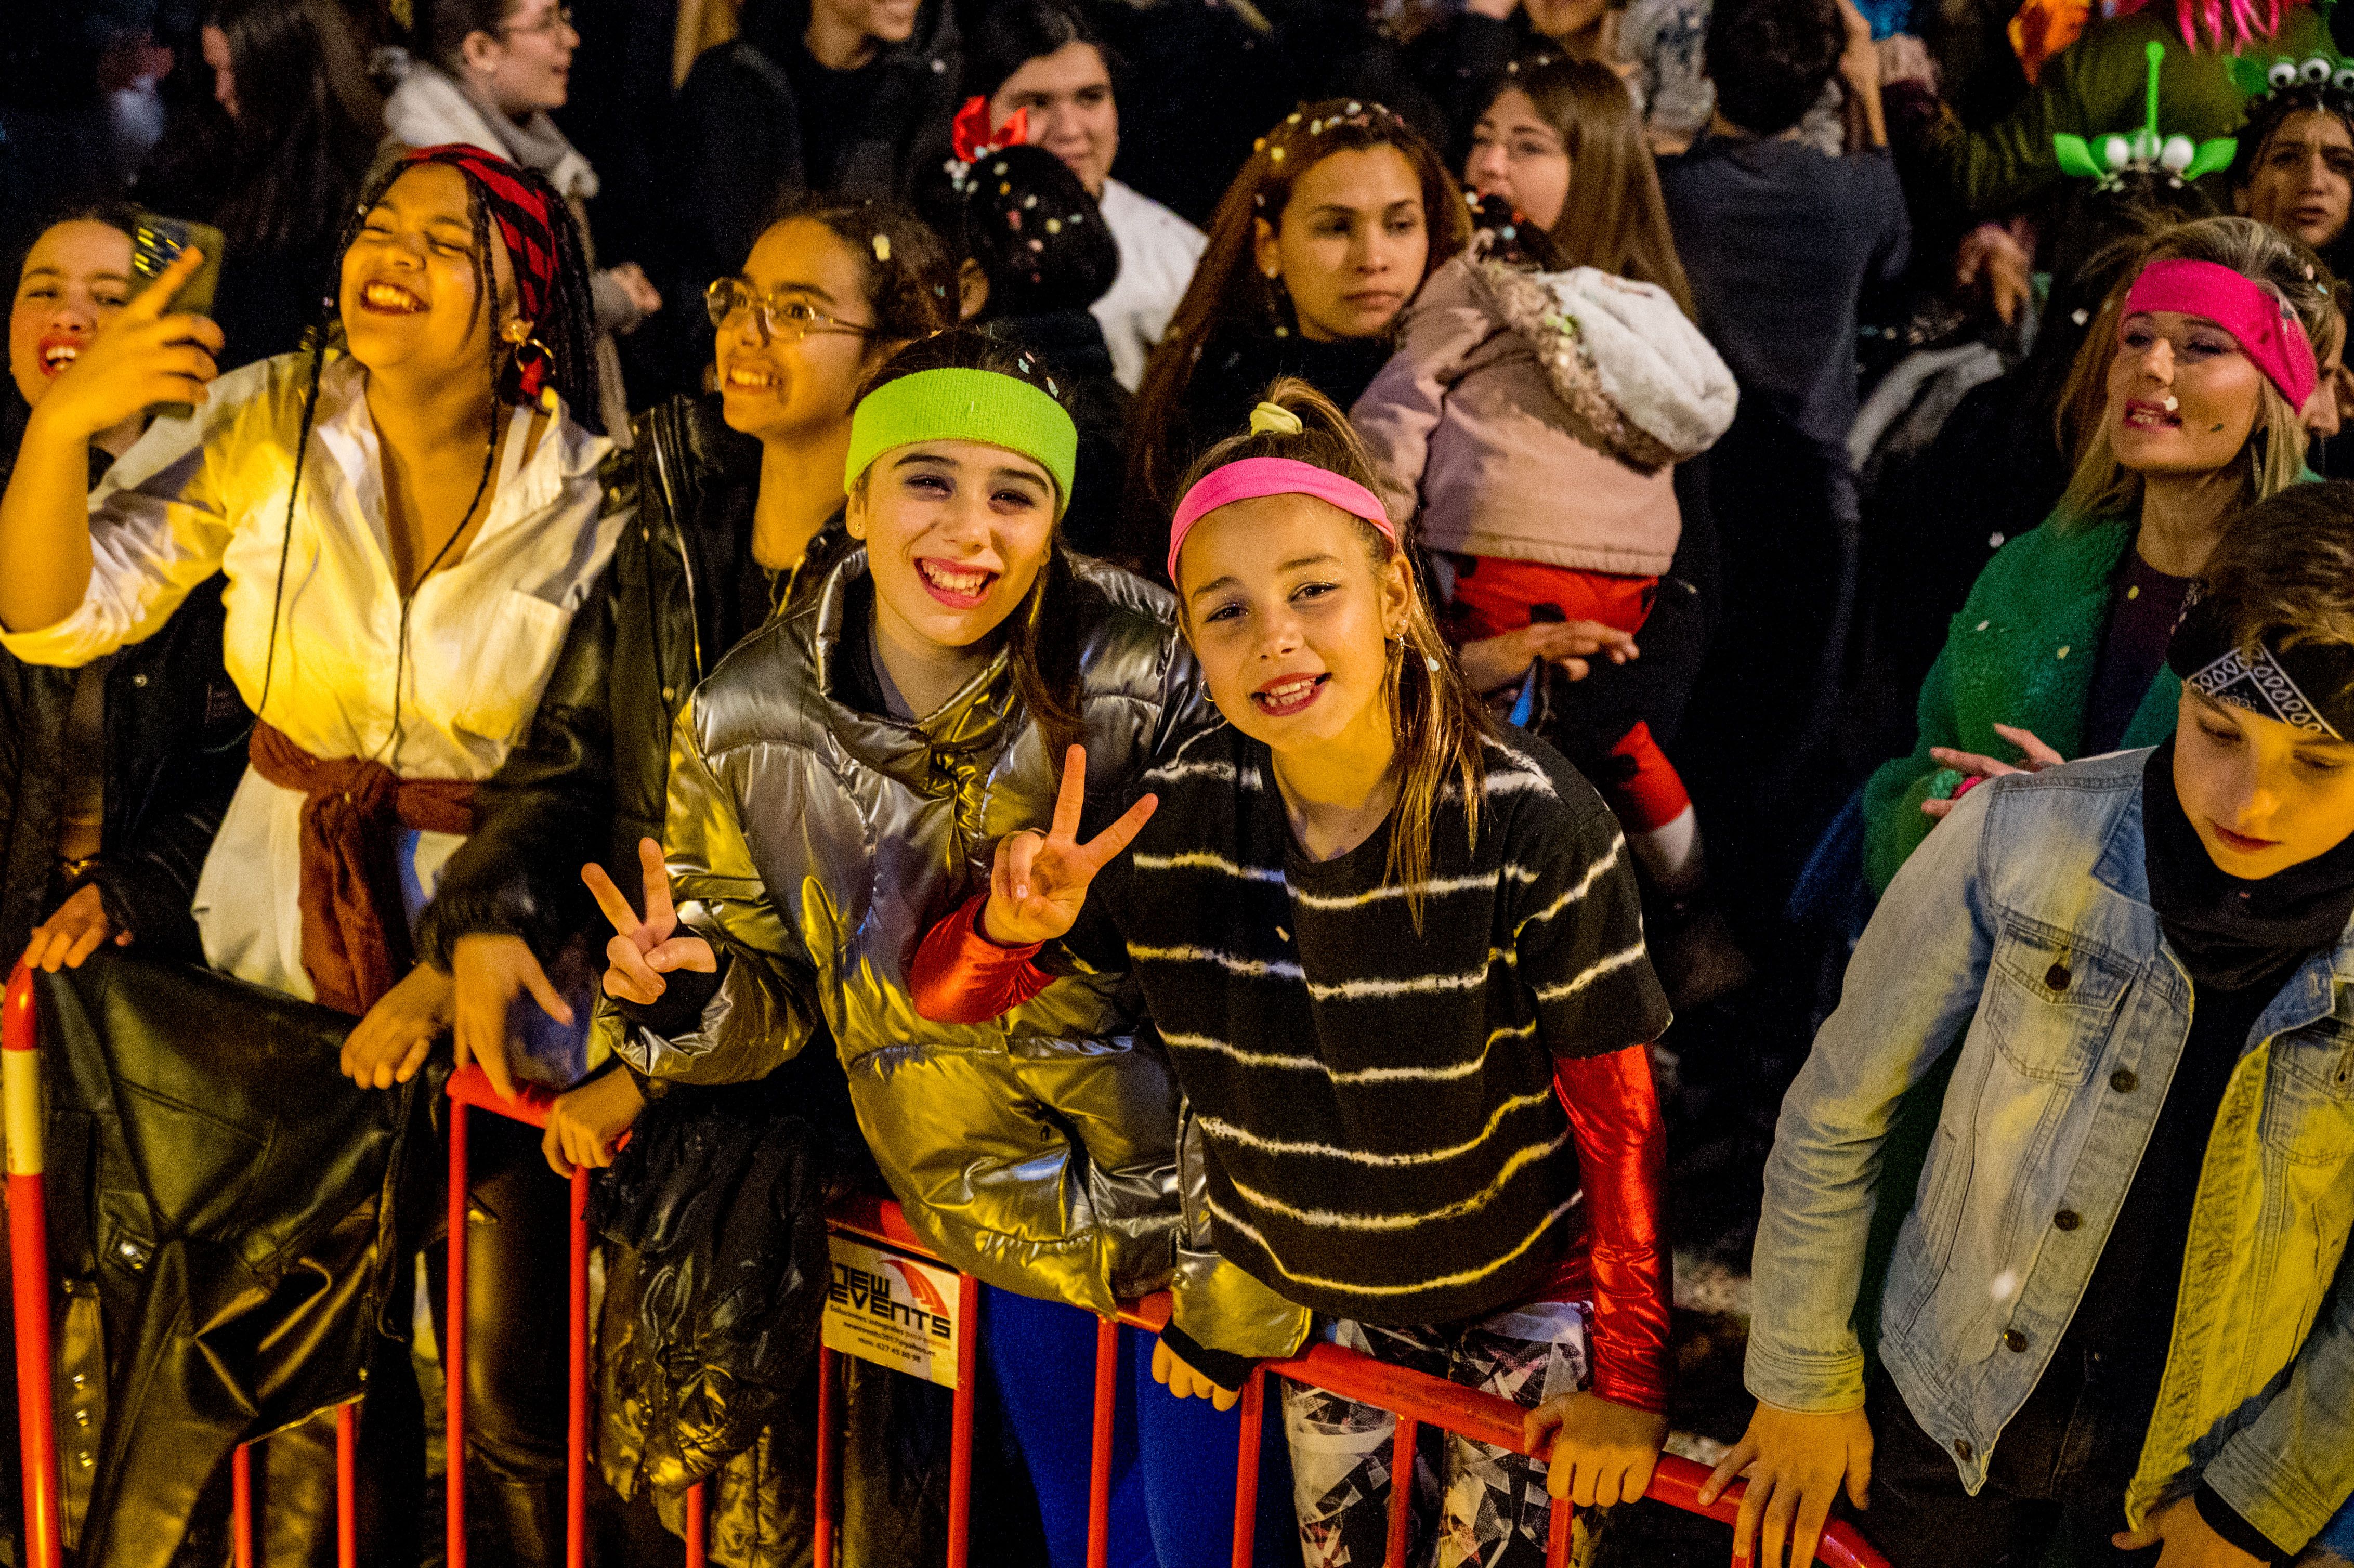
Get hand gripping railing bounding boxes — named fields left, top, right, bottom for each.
left=3, top=962, right=1887, bottom=1568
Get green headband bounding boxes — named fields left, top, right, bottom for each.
left=845, top=367, right=1078, bottom=514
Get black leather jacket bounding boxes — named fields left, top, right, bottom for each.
left=418, top=393, right=842, bottom=966
left=32, top=956, right=436, bottom=1568
left=0, top=576, right=249, bottom=963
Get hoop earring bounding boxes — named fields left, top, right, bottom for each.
left=501, top=317, right=561, bottom=416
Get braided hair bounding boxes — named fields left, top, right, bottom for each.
left=255, top=147, right=599, bottom=744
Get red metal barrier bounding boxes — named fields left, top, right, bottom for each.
left=442, top=1065, right=708, bottom=1568
left=0, top=972, right=1887, bottom=1568
left=812, top=1190, right=1894, bottom=1568
left=5, top=965, right=59, bottom=1568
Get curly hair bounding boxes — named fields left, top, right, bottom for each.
left=757, top=193, right=959, bottom=344
left=1706, top=0, right=1844, bottom=138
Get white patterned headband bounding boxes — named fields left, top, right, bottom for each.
left=2169, top=597, right=2354, bottom=742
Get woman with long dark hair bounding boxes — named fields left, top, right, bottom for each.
left=0, top=147, right=621, bottom=1562
left=1122, top=97, right=1471, bottom=567
left=150, top=0, right=387, bottom=366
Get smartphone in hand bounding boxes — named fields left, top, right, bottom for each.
left=128, top=213, right=225, bottom=419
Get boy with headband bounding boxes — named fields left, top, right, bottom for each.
left=1706, top=480, right=2354, bottom=1568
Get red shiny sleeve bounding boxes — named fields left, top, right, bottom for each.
left=909, top=894, right=1058, bottom=1024
left=1554, top=1044, right=1671, bottom=1413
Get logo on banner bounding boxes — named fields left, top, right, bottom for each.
left=823, top=1235, right=965, bottom=1388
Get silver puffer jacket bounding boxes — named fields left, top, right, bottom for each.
left=605, top=547, right=1310, bottom=1356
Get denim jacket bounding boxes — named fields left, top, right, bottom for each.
left=1749, top=751, right=2354, bottom=1553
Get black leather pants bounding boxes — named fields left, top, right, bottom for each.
left=211, top=1112, right=569, bottom=1568
left=427, top=1110, right=574, bottom=1567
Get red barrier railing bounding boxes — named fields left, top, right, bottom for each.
left=806, top=1204, right=1892, bottom=1568
left=4, top=966, right=58, bottom=1568
left=1, top=965, right=1889, bottom=1568
left=440, top=1065, right=701, bottom=1568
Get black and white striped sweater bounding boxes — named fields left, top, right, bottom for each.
left=1091, top=724, right=1671, bottom=1327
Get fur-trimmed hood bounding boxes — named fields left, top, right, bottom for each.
left=1464, top=247, right=1736, bottom=470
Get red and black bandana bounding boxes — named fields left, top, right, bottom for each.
left=397, top=144, right=561, bottom=396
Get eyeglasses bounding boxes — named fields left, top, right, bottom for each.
left=500, top=4, right=575, bottom=37
left=704, top=278, right=875, bottom=341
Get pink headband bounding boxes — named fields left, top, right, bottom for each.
left=2122, top=257, right=2318, bottom=411
left=1167, top=457, right=1397, bottom=583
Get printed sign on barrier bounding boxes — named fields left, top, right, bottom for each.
left=822, top=1235, right=964, bottom=1389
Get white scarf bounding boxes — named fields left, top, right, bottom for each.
left=382, top=54, right=599, bottom=203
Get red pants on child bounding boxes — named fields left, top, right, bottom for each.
left=1450, top=556, right=1690, bottom=833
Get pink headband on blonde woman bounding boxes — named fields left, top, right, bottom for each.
left=2122, top=257, right=2318, bottom=410
left=1167, top=458, right=1397, bottom=584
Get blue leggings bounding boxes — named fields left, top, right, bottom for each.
left=982, top=1286, right=1298, bottom=1568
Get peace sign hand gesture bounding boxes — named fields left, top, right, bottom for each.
left=981, top=746, right=1158, bottom=948
left=583, top=838, right=718, bottom=1005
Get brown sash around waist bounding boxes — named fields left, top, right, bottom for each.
left=247, top=721, right=477, bottom=1016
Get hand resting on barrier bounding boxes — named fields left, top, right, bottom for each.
left=19, top=885, right=130, bottom=973
left=543, top=1068, right=645, bottom=1178
left=1150, top=1337, right=1240, bottom=1412
left=1699, top=1401, right=1873, bottom=1568
left=1526, top=1389, right=1669, bottom=1510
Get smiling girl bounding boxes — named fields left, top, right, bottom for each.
left=592, top=328, right=1302, bottom=1567
left=387, top=0, right=661, bottom=436
left=0, top=147, right=620, bottom=1558
left=1862, top=217, right=2332, bottom=894
left=912, top=381, right=1675, bottom=1566
left=1123, top=99, right=1470, bottom=558
left=2, top=208, right=248, bottom=984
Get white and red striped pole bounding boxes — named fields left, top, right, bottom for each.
left=4, top=965, right=61, bottom=1568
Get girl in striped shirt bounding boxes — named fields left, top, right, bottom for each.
left=912, top=380, right=1675, bottom=1566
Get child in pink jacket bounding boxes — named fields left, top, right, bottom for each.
left=1354, top=226, right=1736, bottom=978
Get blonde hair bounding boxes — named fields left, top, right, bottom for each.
left=1173, top=378, right=1493, bottom=927
left=2054, top=216, right=2332, bottom=528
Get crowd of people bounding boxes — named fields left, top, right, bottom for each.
left=3, top=0, right=2354, bottom=1563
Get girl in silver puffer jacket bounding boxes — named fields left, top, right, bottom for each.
left=591, top=330, right=1306, bottom=1566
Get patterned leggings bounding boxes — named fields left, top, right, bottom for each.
left=1283, top=1299, right=1590, bottom=1568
